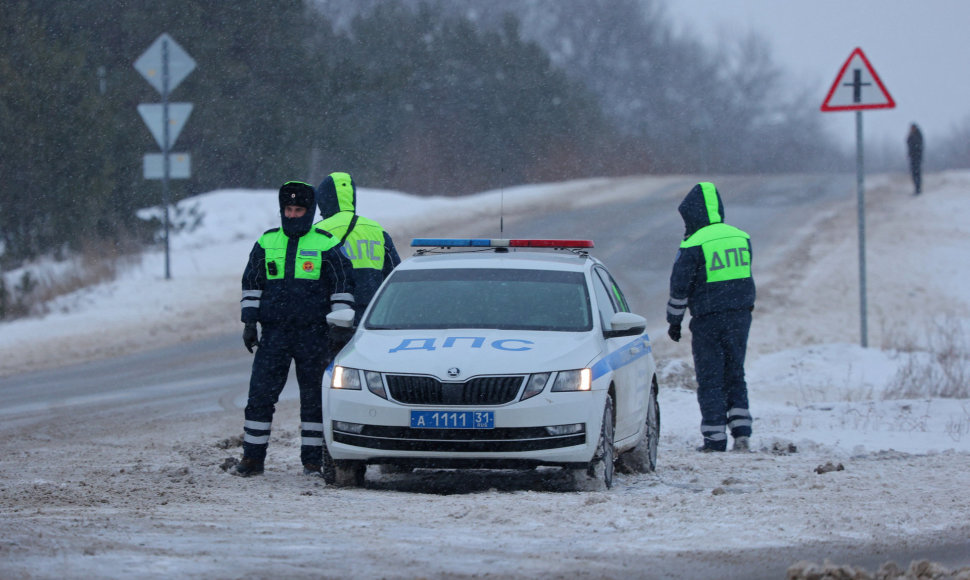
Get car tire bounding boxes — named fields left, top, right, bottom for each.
left=322, top=445, right=337, bottom=484
left=617, top=380, right=660, bottom=474
left=333, top=460, right=366, bottom=487
left=577, top=394, right=615, bottom=490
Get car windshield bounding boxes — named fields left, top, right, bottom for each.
left=365, top=268, right=592, bottom=331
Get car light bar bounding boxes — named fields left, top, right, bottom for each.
left=411, top=238, right=594, bottom=248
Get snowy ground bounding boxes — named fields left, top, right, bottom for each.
left=2, top=172, right=970, bottom=579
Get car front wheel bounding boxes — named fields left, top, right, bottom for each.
left=323, top=446, right=366, bottom=487
left=617, top=379, right=660, bottom=473
left=577, top=394, right=615, bottom=490
left=333, top=460, right=366, bottom=487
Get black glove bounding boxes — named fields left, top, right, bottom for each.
left=667, top=324, right=681, bottom=342
left=243, top=322, right=259, bottom=353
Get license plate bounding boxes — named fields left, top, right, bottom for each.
left=410, top=410, right=494, bottom=429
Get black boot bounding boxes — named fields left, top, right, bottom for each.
left=234, top=457, right=264, bottom=477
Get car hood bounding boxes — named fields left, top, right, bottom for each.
left=336, top=328, right=600, bottom=378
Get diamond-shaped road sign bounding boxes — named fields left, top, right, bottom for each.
left=821, top=47, right=895, bottom=112
left=134, top=33, right=196, bottom=95
left=137, top=103, right=193, bottom=150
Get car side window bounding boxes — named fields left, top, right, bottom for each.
left=594, top=267, right=630, bottom=313
left=591, top=269, right=618, bottom=329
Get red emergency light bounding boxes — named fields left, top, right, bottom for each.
left=411, top=238, right=594, bottom=248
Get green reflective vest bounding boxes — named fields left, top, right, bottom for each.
left=317, top=213, right=387, bottom=270
left=257, top=228, right=333, bottom=280
left=681, top=223, right=752, bottom=283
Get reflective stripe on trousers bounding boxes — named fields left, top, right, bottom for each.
left=690, top=310, right=753, bottom=441
left=242, top=325, right=330, bottom=464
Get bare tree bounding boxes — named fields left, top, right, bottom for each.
left=310, top=0, right=842, bottom=174
left=935, top=116, right=970, bottom=170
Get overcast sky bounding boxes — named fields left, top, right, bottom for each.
left=665, top=0, right=970, bottom=152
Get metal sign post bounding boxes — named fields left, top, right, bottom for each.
left=854, top=110, right=866, bottom=346
left=134, top=33, right=196, bottom=279
left=821, top=47, right=895, bottom=348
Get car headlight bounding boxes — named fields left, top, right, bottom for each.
left=332, top=366, right=361, bottom=390
left=550, top=368, right=592, bottom=392
left=331, top=366, right=388, bottom=399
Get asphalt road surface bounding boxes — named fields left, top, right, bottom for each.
left=2, top=174, right=855, bottom=418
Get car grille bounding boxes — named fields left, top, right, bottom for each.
left=385, top=374, right=525, bottom=405
left=332, top=424, right=587, bottom=453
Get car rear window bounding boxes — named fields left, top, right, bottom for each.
left=365, top=268, right=592, bottom=331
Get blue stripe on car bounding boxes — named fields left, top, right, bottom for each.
left=590, top=335, right=652, bottom=380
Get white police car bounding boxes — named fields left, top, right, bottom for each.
left=323, top=238, right=659, bottom=489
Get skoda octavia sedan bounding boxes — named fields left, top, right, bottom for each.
left=323, top=238, right=660, bottom=489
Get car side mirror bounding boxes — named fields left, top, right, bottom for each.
left=326, top=308, right=356, bottom=329
left=604, top=312, right=647, bottom=338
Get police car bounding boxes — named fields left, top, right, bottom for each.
left=323, top=238, right=659, bottom=489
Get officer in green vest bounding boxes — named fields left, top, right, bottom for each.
left=235, top=181, right=355, bottom=477
left=316, top=172, right=401, bottom=334
left=666, top=182, right=756, bottom=453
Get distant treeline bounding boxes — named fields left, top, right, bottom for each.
left=2, top=0, right=850, bottom=267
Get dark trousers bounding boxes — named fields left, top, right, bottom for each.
left=242, top=324, right=329, bottom=466
left=910, top=159, right=922, bottom=194
left=690, top=309, right=753, bottom=450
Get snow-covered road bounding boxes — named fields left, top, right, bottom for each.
left=2, top=172, right=970, bottom=578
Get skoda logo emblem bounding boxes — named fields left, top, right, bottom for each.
left=447, top=367, right=461, bottom=378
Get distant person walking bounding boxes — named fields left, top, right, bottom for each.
left=907, top=123, right=924, bottom=195
left=666, top=182, right=756, bottom=453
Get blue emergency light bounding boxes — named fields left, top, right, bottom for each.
left=410, top=238, right=594, bottom=248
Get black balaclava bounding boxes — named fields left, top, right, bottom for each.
left=279, top=181, right=315, bottom=238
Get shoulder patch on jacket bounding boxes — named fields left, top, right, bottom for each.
left=263, top=227, right=280, bottom=235
left=314, top=227, right=334, bottom=238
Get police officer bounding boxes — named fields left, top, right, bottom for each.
left=236, top=181, right=355, bottom=477
left=666, top=182, right=755, bottom=452
left=316, top=171, right=401, bottom=329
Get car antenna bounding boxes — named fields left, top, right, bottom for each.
left=500, top=188, right=505, bottom=235
left=499, top=168, right=504, bottom=236
left=496, top=171, right=509, bottom=252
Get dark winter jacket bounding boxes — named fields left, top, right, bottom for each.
left=315, top=172, right=401, bottom=318
left=907, top=125, right=923, bottom=164
left=241, top=184, right=355, bottom=327
left=667, top=182, right=755, bottom=325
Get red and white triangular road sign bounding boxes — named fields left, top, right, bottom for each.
left=821, top=47, right=895, bottom=112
